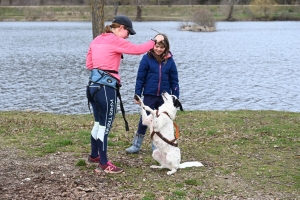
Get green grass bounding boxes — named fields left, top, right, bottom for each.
left=0, top=110, right=299, bottom=198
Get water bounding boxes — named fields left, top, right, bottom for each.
left=0, top=21, right=299, bottom=114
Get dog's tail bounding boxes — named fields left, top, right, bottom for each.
left=179, top=161, right=203, bottom=169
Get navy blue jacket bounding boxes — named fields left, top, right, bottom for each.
left=135, top=52, right=179, bottom=98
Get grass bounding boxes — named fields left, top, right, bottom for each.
left=0, top=110, right=299, bottom=198
left=1, top=5, right=300, bottom=21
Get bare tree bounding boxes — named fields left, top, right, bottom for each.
left=92, top=0, right=105, bottom=39
left=136, top=0, right=142, bottom=21
left=192, top=8, right=215, bottom=27
left=113, top=0, right=118, bottom=16
left=225, top=0, right=240, bottom=21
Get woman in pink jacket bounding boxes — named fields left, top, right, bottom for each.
left=86, top=15, right=164, bottom=174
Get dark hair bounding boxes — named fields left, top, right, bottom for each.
left=155, top=33, right=170, bottom=56
left=148, top=33, right=170, bottom=63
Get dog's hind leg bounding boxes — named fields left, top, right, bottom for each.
left=150, top=149, right=165, bottom=169
left=164, top=150, right=180, bottom=175
left=150, top=165, right=164, bottom=169
left=167, top=168, right=177, bottom=175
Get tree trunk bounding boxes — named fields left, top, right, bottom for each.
left=226, top=0, right=234, bottom=21
left=226, top=0, right=239, bottom=21
left=113, top=0, right=118, bottom=16
left=226, top=4, right=234, bottom=21
left=136, top=5, right=142, bottom=21
left=92, top=0, right=105, bottom=39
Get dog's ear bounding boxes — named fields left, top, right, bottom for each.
left=174, top=99, right=184, bottom=111
left=178, top=102, right=184, bottom=111
left=179, top=103, right=184, bottom=111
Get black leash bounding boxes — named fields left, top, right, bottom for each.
left=116, top=85, right=129, bottom=131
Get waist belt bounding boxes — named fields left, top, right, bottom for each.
left=90, top=69, right=118, bottom=89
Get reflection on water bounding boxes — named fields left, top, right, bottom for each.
left=0, top=21, right=299, bottom=114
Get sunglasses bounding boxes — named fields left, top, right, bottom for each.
left=123, top=26, right=130, bottom=36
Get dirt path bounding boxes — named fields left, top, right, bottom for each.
left=0, top=149, right=140, bottom=199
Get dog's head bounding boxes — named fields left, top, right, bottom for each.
left=160, top=91, right=183, bottom=119
left=162, top=91, right=183, bottom=111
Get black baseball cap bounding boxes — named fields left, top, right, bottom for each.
left=112, top=15, right=136, bottom=35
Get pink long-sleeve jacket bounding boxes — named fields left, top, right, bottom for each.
left=86, top=33, right=155, bottom=82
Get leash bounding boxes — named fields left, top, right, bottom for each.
left=116, top=85, right=129, bottom=131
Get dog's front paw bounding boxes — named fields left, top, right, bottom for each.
left=143, top=105, right=154, bottom=113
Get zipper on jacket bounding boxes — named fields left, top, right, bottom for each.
left=157, top=64, right=162, bottom=96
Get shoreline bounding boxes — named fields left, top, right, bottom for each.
left=1, top=5, right=300, bottom=22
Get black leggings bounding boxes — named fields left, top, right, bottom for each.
left=88, top=83, right=117, bottom=164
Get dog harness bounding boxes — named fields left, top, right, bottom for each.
left=150, top=110, right=179, bottom=147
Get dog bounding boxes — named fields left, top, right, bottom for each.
left=134, top=91, right=203, bottom=175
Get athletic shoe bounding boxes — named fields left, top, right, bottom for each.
left=87, top=155, right=100, bottom=164
left=96, top=161, right=123, bottom=174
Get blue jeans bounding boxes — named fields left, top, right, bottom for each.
left=137, top=95, right=164, bottom=135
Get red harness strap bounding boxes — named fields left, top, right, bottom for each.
left=173, top=122, right=179, bottom=139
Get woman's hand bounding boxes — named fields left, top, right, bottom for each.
left=155, top=35, right=164, bottom=43
left=134, top=94, right=141, bottom=105
left=134, top=99, right=140, bottom=105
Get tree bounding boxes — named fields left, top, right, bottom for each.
left=91, top=0, right=105, bottom=39
left=113, top=0, right=118, bottom=16
left=136, top=0, right=142, bottom=21
left=192, top=8, right=215, bottom=27
left=221, top=0, right=240, bottom=21
left=250, top=0, right=277, bottom=18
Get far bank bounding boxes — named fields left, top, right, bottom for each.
left=1, top=5, right=300, bottom=22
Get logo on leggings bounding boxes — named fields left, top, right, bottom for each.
left=105, top=99, right=115, bottom=134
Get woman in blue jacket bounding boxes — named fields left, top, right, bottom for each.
left=126, top=33, right=180, bottom=153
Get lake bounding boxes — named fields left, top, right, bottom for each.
left=0, top=21, right=299, bottom=114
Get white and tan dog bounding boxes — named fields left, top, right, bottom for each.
left=135, top=91, right=203, bottom=175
